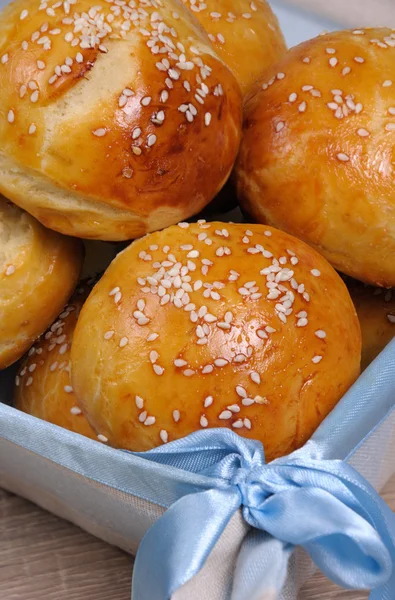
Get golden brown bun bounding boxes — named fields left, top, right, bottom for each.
left=0, top=0, right=242, bottom=242
left=14, top=279, right=101, bottom=441
left=346, top=279, right=395, bottom=371
left=71, top=221, right=361, bottom=461
left=235, top=28, right=395, bottom=287
left=0, top=198, right=83, bottom=369
left=181, top=0, right=286, bottom=96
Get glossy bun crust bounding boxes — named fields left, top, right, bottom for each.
left=0, top=0, right=242, bottom=241
left=181, top=0, right=286, bottom=96
left=0, top=198, right=83, bottom=369
left=347, top=279, right=395, bottom=371
left=71, top=222, right=361, bottom=461
left=14, top=279, right=99, bottom=440
left=235, top=28, right=395, bottom=287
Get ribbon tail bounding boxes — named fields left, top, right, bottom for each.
left=132, top=486, right=241, bottom=600
left=231, top=529, right=293, bottom=600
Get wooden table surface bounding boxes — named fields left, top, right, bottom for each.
left=1, top=476, right=394, bottom=600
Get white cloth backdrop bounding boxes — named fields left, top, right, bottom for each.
left=278, top=0, right=395, bottom=27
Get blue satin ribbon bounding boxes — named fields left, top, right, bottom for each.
left=132, top=429, right=395, bottom=600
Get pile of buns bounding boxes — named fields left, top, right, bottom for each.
left=0, top=0, right=394, bottom=461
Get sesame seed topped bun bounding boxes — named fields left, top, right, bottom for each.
left=235, top=28, right=395, bottom=287
left=71, top=221, right=361, bottom=461
left=0, top=197, right=83, bottom=369
left=0, top=0, right=242, bottom=241
left=14, top=277, right=102, bottom=441
left=346, top=278, right=395, bottom=371
left=181, top=0, right=286, bottom=96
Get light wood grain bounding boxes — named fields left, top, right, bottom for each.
left=1, top=476, right=394, bottom=599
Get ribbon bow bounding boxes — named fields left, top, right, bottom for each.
left=132, top=429, right=395, bottom=600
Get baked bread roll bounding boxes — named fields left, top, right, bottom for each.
left=71, top=221, right=361, bottom=461
left=235, top=28, right=395, bottom=287
left=0, top=198, right=83, bottom=369
left=347, top=279, right=395, bottom=371
left=0, top=0, right=242, bottom=241
left=14, top=278, right=102, bottom=441
left=181, top=0, right=286, bottom=96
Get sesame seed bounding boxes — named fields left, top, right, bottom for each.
left=26, top=377, right=33, bottom=387
left=312, top=355, right=323, bottom=363
left=37, top=60, right=46, bottom=70
left=5, top=265, right=15, bottom=276
left=342, top=67, right=351, bottom=76
left=354, top=56, right=365, bottom=63
left=329, top=57, right=338, bottom=67
left=385, top=123, right=395, bottom=131
left=298, top=102, right=307, bottom=113
left=244, top=418, right=252, bottom=430
left=205, top=112, right=211, bottom=126
left=1, top=54, right=8, bottom=64
left=303, top=57, right=311, bottom=64
left=387, top=314, right=395, bottom=323
left=326, top=47, right=336, bottom=54
left=59, top=343, right=68, bottom=355
left=139, top=411, right=147, bottom=423
left=383, top=80, right=393, bottom=87
left=219, top=410, right=232, bottom=420
left=144, top=416, right=156, bottom=426
left=297, top=318, right=308, bottom=327
left=119, top=337, right=128, bottom=348
left=141, top=96, right=152, bottom=106
left=135, top=396, right=144, bottom=409
left=70, top=407, right=82, bottom=415
left=7, top=110, right=15, bottom=123
left=157, top=429, right=168, bottom=445
left=357, top=128, right=370, bottom=137
left=64, top=385, right=73, bottom=393
left=289, top=93, right=297, bottom=103
left=93, top=128, right=106, bottom=137
left=20, top=9, right=29, bottom=20
left=204, top=396, right=213, bottom=408
left=147, top=134, right=157, bottom=147
left=97, top=434, right=108, bottom=443
left=153, top=364, right=164, bottom=375
left=337, top=153, right=350, bottom=162
left=250, top=372, right=260, bottom=384
left=315, top=330, right=327, bottom=339
left=214, top=358, right=228, bottom=367
left=276, top=121, right=285, bottom=133
left=200, top=415, right=208, bottom=428
left=311, top=269, right=321, bottom=277
left=173, top=409, right=180, bottom=422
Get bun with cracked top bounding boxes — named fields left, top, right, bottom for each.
left=0, top=197, right=83, bottom=369
left=235, top=28, right=395, bottom=287
left=71, top=221, right=361, bottom=461
left=14, top=277, right=103, bottom=441
left=181, top=0, right=286, bottom=96
left=0, top=0, right=242, bottom=241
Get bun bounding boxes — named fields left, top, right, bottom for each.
left=346, top=279, right=395, bottom=371
left=181, top=0, right=286, bottom=96
left=235, top=28, right=395, bottom=287
left=71, top=221, right=361, bottom=461
left=0, top=0, right=241, bottom=241
left=14, top=278, right=102, bottom=441
left=0, top=198, right=83, bottom=369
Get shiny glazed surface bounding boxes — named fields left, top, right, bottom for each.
left=71, top=221, right=361, bottom=461
left=236, top=28, right=395, bottom=287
